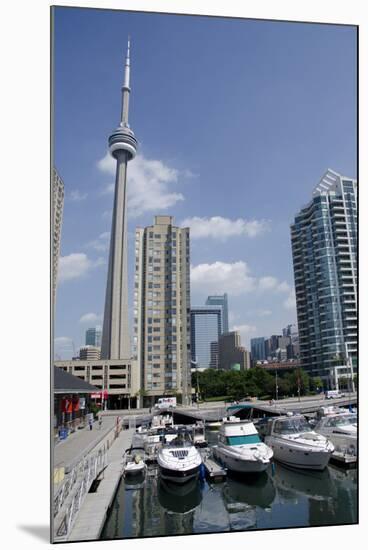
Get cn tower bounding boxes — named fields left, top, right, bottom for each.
left=101, top=39, right=138, bottom=360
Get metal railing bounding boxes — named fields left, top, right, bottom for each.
left=54, top=444, right=108, bottom=540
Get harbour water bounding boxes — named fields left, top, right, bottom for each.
left=101, top=431, right=357, bottom=539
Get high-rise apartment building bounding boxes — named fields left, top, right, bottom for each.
left=190, top=305, right=222, bottom=370
left=85, top=327, right=102, bottom=348
left=52, top=168, right=64, bottom=307
left=250, top=337, right=266, bottom=362
left=291, top=169, right=357, bottom=380
left=206, top=293, right=229, bottom=333
left=219, top=331, right=250, bottom=371
left=134, top=216, right=191, bottom=404
left=79, top=346, right=101, bottom=361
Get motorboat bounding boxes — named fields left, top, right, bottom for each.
left=314, top=409, right=357, bottom=456
left=191, top=421, right=207, bottom=447
left=213, top=416, right=273, bottom=473
left=151, top=412, right=175, bottom=429
left=132, top=420, right=179, bottom=462
left=122, top=446, right=147, bottom=477
left=157, top=428, right=202, bottom=484
left=261, top=414, right=334, bottom=470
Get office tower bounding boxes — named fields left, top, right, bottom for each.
left=52, top=168, right=64, bottom=307
left=219, top=331, right=250, bottom=371
left=190, top=305, right=222, bottom=369
left=101, top=39, right=138, bottom=360
left=291, top=168, right=357, bottom=379
left=134, top=216, right=191, bottom=404
left=250, top=337, right=266, bottom=362
left=85, top=327, right=102, bottom=347
left=205, top=293, right=229, bottom=333
left=79, top=346, right=101, bottom=361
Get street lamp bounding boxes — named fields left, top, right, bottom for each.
left=275, top=369, right=279, bottom=405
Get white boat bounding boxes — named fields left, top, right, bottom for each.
left=213, top=416, right=273, bottom=473
left=262, top=414, right=334, bottom=470
left=122, top=447, right=147, bottom=476
left=191, top=421, right=207, bottom=447
left=314, top=408, right=357, bottom=456
left=157, top=428, right=202, bottom=484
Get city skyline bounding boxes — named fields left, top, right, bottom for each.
left=53, top=8, right=357, bottom=359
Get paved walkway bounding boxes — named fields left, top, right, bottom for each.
left=68, top=428, right=134, bottom=542
left=54, top=416, right=119, bottom=472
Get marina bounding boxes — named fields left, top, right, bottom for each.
left=101, top=404, right=357, bottom=540
left=53, top=399, right=357, bottom=542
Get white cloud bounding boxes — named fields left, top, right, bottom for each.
left=54, top=336, right=74, bottom=356
left=79, top=312, right=102, bottom=324
left=191, top=261, right=256, bottom=296
left=283, top=289, right=296, bottom=310
left=97, top=152, right=185, bottom=216
left=181, top=216, right=269, bottom=240
left=232, top=324, right=257, bottom=346
left=86, top=232, right=110, bottom=252
left=58, top=253, right=104, bottom=283
left=191, top=261, right=293, bottom=302
left=70, top=189, right=88, bottom=202
left=258, top=276, right=291, bottom=293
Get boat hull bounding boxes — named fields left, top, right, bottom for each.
left=159, top=464, right=200, bottom=484
left=265, top=438, right=332, bottom=470
left=213, top=446, right=270, bottom=473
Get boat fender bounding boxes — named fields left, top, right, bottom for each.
left=199, top=462, right=206, bottom=481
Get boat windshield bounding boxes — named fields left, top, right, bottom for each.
left=329, top=414, right=357, bottom=427
left=226, top=434, right=261, bottom=446
left=274, top=417, right=312, bottom=434
left=167, top=431, right=192, bottom=447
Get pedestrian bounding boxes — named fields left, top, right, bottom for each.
left=98, top=415, right=103, bottom=430
left=88, top=414, right=93, bottom=431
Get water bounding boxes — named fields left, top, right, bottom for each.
left=101, top=432, right=357, bottom=540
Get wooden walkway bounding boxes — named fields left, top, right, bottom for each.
left=68, top=428, right=134, bottom=542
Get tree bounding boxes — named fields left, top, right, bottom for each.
left=311, top=376, right=323, bottom=393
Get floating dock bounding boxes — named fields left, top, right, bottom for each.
left=200, top=449, right=227, bottom=481
left=331, top=451, right=357, bottom=467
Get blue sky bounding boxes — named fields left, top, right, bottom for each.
left=53, top=7, right=357, bottom=359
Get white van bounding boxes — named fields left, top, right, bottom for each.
left=155, top=397, right=177, bottom=410
left=325, top=390, right=345, bottom=399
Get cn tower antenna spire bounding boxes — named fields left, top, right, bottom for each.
left=121, top=36, right=131, bottom=127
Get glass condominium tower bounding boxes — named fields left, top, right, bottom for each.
left=205, top=293, right=229, bottom=333
left=191, top=306, right=222, bottom=369
left=291, top=169, right=357, bottom=380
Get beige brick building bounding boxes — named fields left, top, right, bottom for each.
left=54, top=359, right=140, bottom=409
left=134, top=216, right=192, bottom=405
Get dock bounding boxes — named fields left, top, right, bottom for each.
left=200, top=448, right=227, bottom=481
left=330, top=451, right=357, bottom=467
left=67, top=427, right=134, bottom=542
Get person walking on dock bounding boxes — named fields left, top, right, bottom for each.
left=88, top=413, right=93, bottom=431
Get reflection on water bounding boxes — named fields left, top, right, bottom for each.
left=158, top=477, right=202, bottom=514
left=101, top=441, right=357, bottom=539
